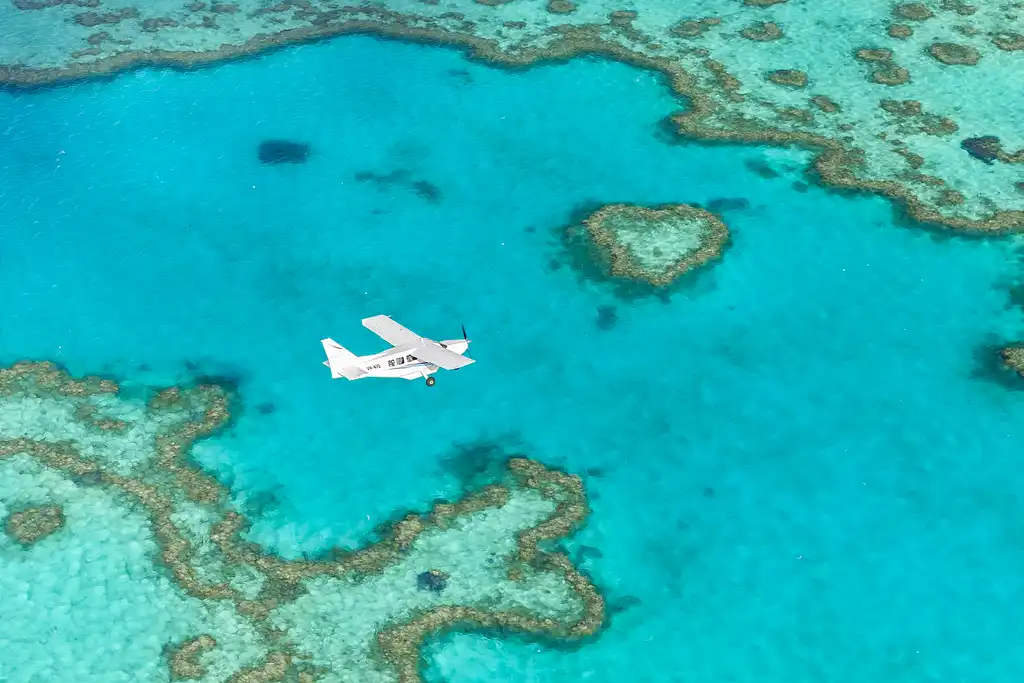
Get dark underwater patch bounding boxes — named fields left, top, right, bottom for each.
left=257, top=140, right=310, bottom=165
left=417, top=569, right=448, bottom=593
left=437, top=434, right=524, bottom=492
left=960, top=135, right=1000, bottom=164
left=743, top=158, right=780, bottom=178
left=705, top=197, right=750, bottom=212
left=596, top=304, right=618, bottom=330
left=354, top=168, right=442, bottom=203
left=608, top=595, right=642, bottom=615
left=354, top=169, right=412, bottom=186
left=446, top=68, right=474, bottom=85
left=412, top=179, right=442, bottom=203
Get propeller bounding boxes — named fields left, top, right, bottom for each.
left=462, top=325, right=472, bottom=359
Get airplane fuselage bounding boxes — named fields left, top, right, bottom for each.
left=348, top=339, right=469, bottom=380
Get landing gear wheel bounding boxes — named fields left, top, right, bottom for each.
left=425, top=376, right=436, bottom=387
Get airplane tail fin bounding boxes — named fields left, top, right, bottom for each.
left=321, top=338, right=365, bottom=380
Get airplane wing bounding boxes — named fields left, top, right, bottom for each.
left=362, top=315, right=420, bottom=347
left=412, top=342, right=475, bottom=370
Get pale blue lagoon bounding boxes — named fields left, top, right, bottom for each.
left=3, top=34, right=1024, bottom=683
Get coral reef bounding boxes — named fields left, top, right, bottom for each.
left=166, top=634, right=218, bottom=680
left=740, top=20, right=782, bottom=41
left=0, top=0, right=1021, bottom=233
left=1001, top=346, right=1024, bottom=378
left=581, top=203, right=729, bottom=286
left=0, top=361, right=604, bottom=683
left=4, top=504, right=65, bottom=545
left=928, top=41, right=981, bottom=65
left=766, top=68, right=807, bottom=88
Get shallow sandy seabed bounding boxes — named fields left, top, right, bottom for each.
left=1, top=0, right=1022, bottom=232
left=0, top=362, right=603, bottom=683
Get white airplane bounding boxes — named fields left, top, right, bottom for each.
left=321, top=314, right=473, bottom=386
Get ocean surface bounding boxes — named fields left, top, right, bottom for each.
left=3, top=33, right=1024, bottom=683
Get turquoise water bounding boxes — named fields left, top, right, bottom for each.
left=3, top=34, right=1024, bottom=682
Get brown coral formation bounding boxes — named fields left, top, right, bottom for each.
left=74, top=402, right=131, bottom=432
left=142, top=17, right=181, bottom=32
left=992, top=32, right=1024, bottom=51
left=546, top=0, right=575, bottom=14
left=703, top=59, right=744, bottom=102
left=740, top=20, right=783, bottom=41
left=1001, top=346, right=1024, bottom=377
left=15, top=0, right=97, bottom=8
left=878, top=99, right=958, bottom=135
left=670, top=17, right=721, bottom=39
left=166, top=635, right=218, bottom=680
left=854, top=48, right=911, bottom=85
left=936, top=188, right=965, bottom=206
left=960, top=136, right=1024, bottom=164
left=581, top=203, right=729, bottom=287
left=939, top=0, right=976, bottom=15
left=810, top=95, right=840, bottom=113
left=888, top=23, right=914, bottom=38
left=893, top=3, right=934, bottom=20
left=0, top=361, right=605, bottom=683
left=744, top=0, right=787, bottom=6
left=928, top=42, right=981, bottom=64
left=4, top=504, right=65, bottom=545
left=880, top=99, right=922, bottom=117
left=767, top=69, right=808, bottom=88
left=74, top=8, right=138, bottom=26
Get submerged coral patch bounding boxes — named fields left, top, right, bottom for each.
left=4, top=504, right=64, bottom=545
left=740, top=21, right=783, bottom=41
left=888, top=23, right=914, bottom=38
left=961, top=136, right=1002, bottom=164
left=546, top=0, right=576, bottom=14
left=0, top=361, right=605, bottom=682
left=992, top=32, right=1024, bottom=51
left=767, top=69, right=808, bottom=88
left=581, top=203, right=729, bottom=287
left=165, top=634, right=218, bottom=680
left=960, top=136, right=1024, bottom=165
left=417, top=569, right=449, bottom=592
left=1001, top=346, right=1024, bottom=378
left=928, top=42, right=981, bottom=65
left=893, top=3, right=934, bottom=20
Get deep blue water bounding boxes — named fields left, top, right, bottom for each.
left=3, top=34, right=1024, bottom=683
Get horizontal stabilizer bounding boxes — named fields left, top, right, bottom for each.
left=412, top=342, right=475, bottom=370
